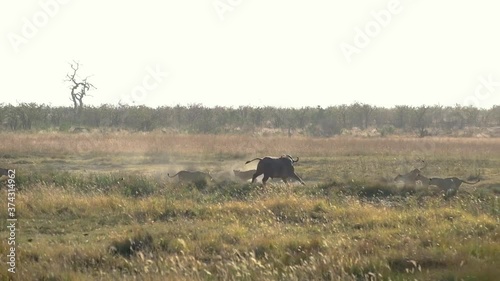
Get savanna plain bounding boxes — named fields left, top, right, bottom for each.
left=0, top=132, right=499, bottom=280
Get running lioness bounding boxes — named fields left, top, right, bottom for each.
left=394, top=169, right=429, bottom=187
left=168, top=171, right=213, bottom=182
left=233, top=169, right=256, bottom=181
left=428, top=177, right=480, bottom=198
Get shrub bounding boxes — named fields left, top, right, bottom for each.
left=121, top=176, right=157, bottom=197
left=380, top=125, right=395, bottom=137
left=109, top=230, right=154, bottom=257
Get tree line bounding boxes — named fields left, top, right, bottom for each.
left=1, top=103, right=499, bottom=137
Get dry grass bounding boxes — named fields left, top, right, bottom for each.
left=1, top=131, right=499, bottom=158
left=0, top=132, right=499, bottom=280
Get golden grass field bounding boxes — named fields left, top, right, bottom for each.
left=0, top=132, right=499, bottom=280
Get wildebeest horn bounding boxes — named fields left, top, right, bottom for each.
left=282, top=154, right=298, bottom=163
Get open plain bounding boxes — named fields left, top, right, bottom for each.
left=0, top=132, right=499, bottom=280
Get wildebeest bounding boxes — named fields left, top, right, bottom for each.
left=0, top=168, right=11, bottom=181
left=233, top=169, right=256, bottom=181
left=0, top=168, right=8, bottom=176
left=168, top=171, right=213, bottom=183
left=245, top=155, right=305, bottom=186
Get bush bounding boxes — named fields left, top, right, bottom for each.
left=212, top=180, right=257, bottom=200
left=380, top=125, right=395, bottom=137
left=109, top=230, right=154, bottom=257
left=121, top=176, right=158, bottom=197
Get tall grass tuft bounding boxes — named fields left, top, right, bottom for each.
left=109, top=230, right=154, bottom=257
left=120, top=176, right=158, bottom=197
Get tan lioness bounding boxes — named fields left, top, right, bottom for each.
left=429, top=177, right=480, bottom=189
left=168, top=171, right=213, bottom=182
left=394, top=169, right=429, bottom=187
left=233, top=169, right=256, bottom=181
left=428, top=177, right=480, bottom=198
left=394, top=160, right=428, bottom=187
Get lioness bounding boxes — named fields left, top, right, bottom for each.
left=428, top=177, right=480, bottom=198
left=394, top=169, right=429, bottom=187
left=233, top=169, right=256, bottom=181
left=168, top=171, right=213, bottom=182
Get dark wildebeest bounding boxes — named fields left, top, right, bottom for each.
left=245, top=155, right=305, bottom=186
left=168, top=171, right=213, bottom=183
left=0, top=168, right=11, bottom=181
left=0, top=168, right=8, bottom=176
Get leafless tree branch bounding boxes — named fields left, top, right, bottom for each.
left=65, top=61, right=96, bottom=115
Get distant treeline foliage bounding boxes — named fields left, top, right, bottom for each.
left=1, top=103, right=500, bottom=136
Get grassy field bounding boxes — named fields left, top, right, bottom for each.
left=0, top=132, right=499, bottom=280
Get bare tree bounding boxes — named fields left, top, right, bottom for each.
left=65, top=61, right=96, bottom=116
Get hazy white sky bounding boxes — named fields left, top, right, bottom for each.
left=2, top=0, right=500, bottom=109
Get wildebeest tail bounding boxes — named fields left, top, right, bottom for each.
left=460, top=179, right=480, bottom=185
left=245, top=158, right=262, bottom=165
left=168, top=172, right=180, bottom=178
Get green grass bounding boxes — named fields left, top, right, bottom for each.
left=1, top=173, right=498, bottom=280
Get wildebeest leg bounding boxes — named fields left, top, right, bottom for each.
left=444, top=187, right=458, bottom=199
left=262, top=175, right=270, bottom=186
left=291, top=173, right=305, bottom=185
left=252, top=172, right=263, bottom=183
left=282, top=178, right=289, bottom=186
